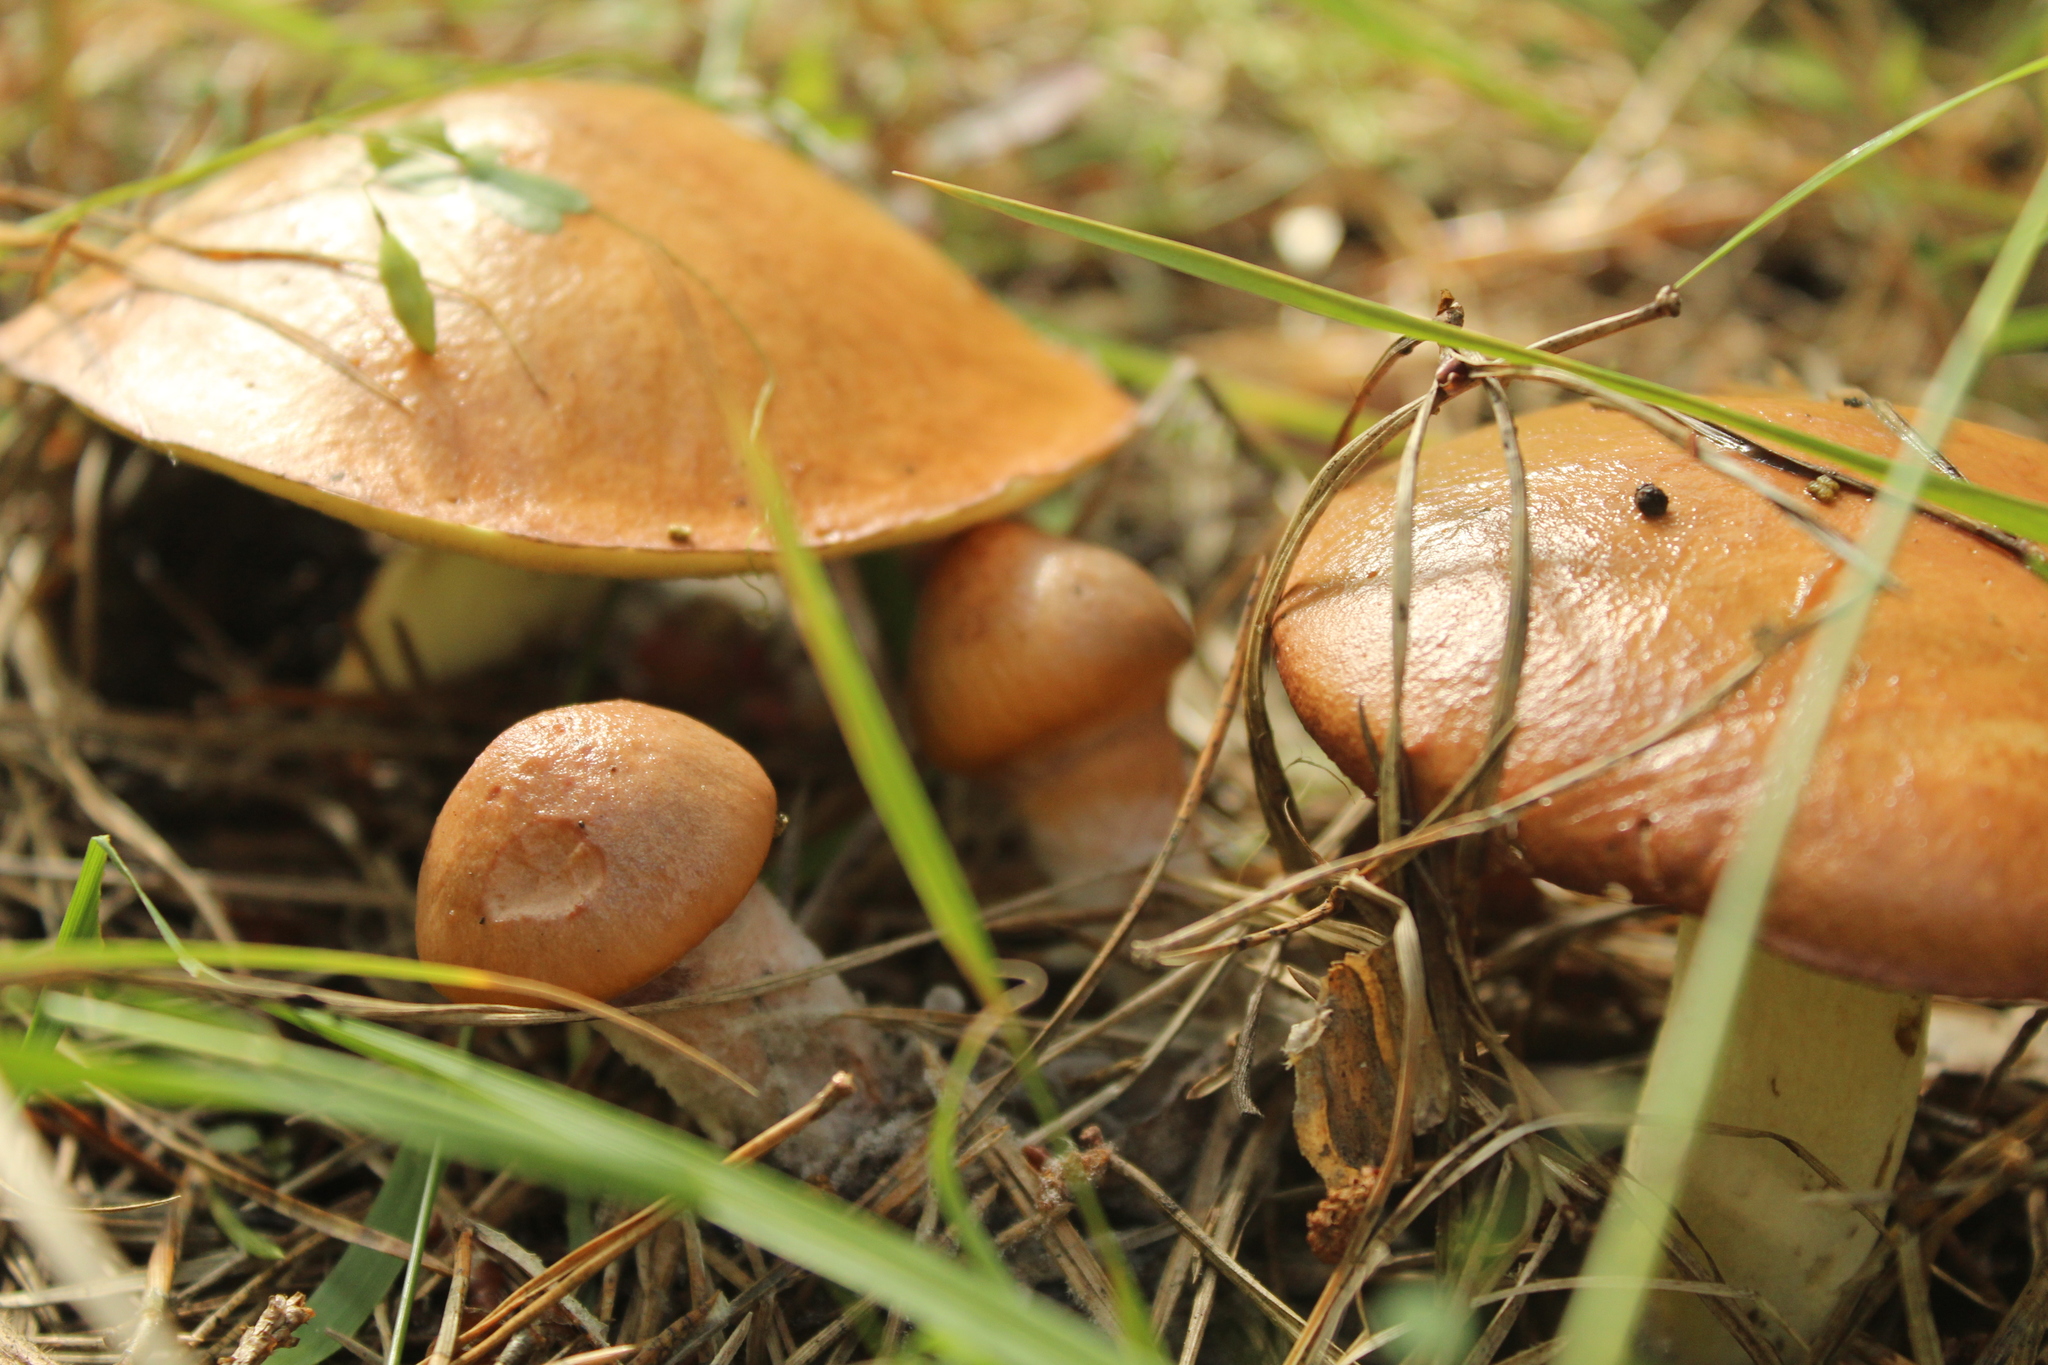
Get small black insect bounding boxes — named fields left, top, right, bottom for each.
left=1634, top=482, right=1669, bottom=518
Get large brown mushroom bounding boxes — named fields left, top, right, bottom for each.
left=0, top=81, right=1132, bottom=574
left=1271, top=393, right=2048, bottom=1361
left=416, top=700, right=895, bottom=1183
left=908, top=520, right=1199, bottom=893
left=0, top=81, right=1134, bottom=685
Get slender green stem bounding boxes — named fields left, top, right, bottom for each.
left=1676, top=54, right=2048, bottom=287
left=929, top=1021, right=1007, bottom=1282
left=24, top=835, right=107, bottom=1050
left=727, top=392, right=1005, bottom=1010
left=386, top=1139, right=447, bottom=1365
left=730, top=393, right=1156, bottom=1349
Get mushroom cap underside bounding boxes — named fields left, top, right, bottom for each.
left=909, top=520, right=1195, bottom=772
left=416, top=700, right=777, bottom=1004
left=1274, top=394, right=2048, bottom=999
left=0, top=81, right=1134, bottom=576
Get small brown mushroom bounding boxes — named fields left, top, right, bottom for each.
left=1272, top=394, right=2048, bottom=1361
left=908, top=520, right=1199, bottom=892
left=416, top=700, right=893, bottom=1181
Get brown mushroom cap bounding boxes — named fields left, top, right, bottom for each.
left=1273, top=394, right=2048, bottom=999
left=909, top=520, right=1194, bottom=772
left=0, top=81, right=1133, bottom=576
left=416, top=700, right=777, bottom=1004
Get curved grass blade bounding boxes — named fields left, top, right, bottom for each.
left=1675, top=53, right=2048, bottom=287
left=910, top=178, right=2048, bottom=548
left=727, top=403, right=1003, bottom=1008
left=0, top=938, right=753, bottom=1094
left=729, top=409, right=1157, bottom=1341
left=269, top=1144, right=436, bottom=1365
left=22, top=61, right=634, bottom=237
left=1556, top=111, right=2048, bottom=1365
left=16, top=994, right=1155, bottom=1365
left=26, top=95, right=430, bottom=235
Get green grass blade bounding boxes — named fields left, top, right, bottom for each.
left=910, top=178, right=2048, bottom=546
left=385, top=1141, right=447, bottom=1365
left=728, top=412, right=1004, bottom=1009
left=18, top=995, right=1149, bottom=1365
left=53, top=839, right=107, bottom=947
left=21, top=61, right=630, bottom=237
left=101, top=843, right=237, bottom=984
left=1556, top=115, right=2048, bottom=1365
left=23, top=837, right=107, bottom=1049
left=929, top=1025, right=1009, bottom=1282
left=727, top=414, right=1164, bottom=1331
left=25, top=95, right=428, bottom=235
left=1023, top=315, right=1350, bottom=442
left=270, top=1144, right=437, bottom=1365
left=1675, top=53, right=2048, bottom=287
left=1300, top=0, right=1590, bottom=144
left=0, top=937, right=597, bottom=996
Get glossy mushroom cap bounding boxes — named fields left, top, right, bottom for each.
left=909, top=521, right=1194, bottom=772
left=0, top=82, right=1133, bottom=576
left=1273, top=394, right=2048, bottom=999
left=417, top=700, right=777, bottom=1004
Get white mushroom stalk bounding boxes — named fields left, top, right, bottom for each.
left=1627, top=930, right=1927, bottom=1363
left=603, top=882, right=891, bottom=1172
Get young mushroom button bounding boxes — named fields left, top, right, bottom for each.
left=416, top=701, right=896, bottom=1184
left=909, top=521, right=1200, bottom=894
left=1271, top=394, right=2048, bottom=1364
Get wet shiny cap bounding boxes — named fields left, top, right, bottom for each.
left=417, top=700, right=777, bottom=1004
left=0, top=81, right=1134, bottom=576
left=1273, top=394, right=2048, bottom=998
left=909, top=520, right=1194, bottom=772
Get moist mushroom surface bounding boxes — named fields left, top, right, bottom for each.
left=416, top=698, right=778, bottom=1005
left=1272, top=393, right=2048, bottom=998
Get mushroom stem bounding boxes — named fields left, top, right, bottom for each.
left=330, top=545, right=606, bottom=692
left=1628, top=926, right=1927, bottom=1363
left=999, top=706, right=1192, bottom=888
left=603, top=882, right=893, bottom=1181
